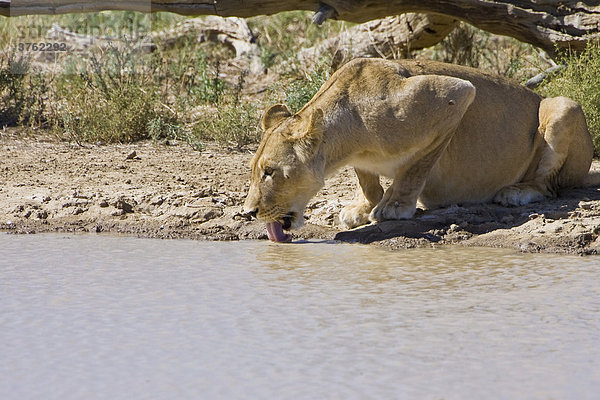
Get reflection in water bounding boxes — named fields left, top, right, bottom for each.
left=1, top=234, right=599, bottom=399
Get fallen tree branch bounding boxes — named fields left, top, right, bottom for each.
left=525, top=64, right=565, bottom=89
left=2, top=1, right=599, bottom=55
left=155, top=16, right=259, bottom=59
left=153, top=16, right=264, bottom=73
left=41, top=16, right=264, bottom=74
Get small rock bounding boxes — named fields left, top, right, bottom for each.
left=72, top=191, right=89, bottom=199
left=432, top=228, right=446, bottom=236
left=149, top=195, right=165, bottom=206
left=126, top=151, right=137, bottom=160
left=576, top=233, right=594, bottom=247
left=113, top=199, right=134, bottom=213
left=201, top=208, right=223, bottom=221
left=448, top=223, right=461, bottom=233
left=545, top=210, right=570, bottom=220
left=196, top=187, right=213, bottom=197
left=73, top=207, right=86, bottom=215
left=99, top=200, right=109, bottom=208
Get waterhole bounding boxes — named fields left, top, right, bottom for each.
left=1, top=234, right=598, bottom=399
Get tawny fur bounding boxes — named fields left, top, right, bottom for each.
left=244, top=58, right=593, bottom=230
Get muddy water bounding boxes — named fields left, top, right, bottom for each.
left=1, top=234, right=599, bottom=399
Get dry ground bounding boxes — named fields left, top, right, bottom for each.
left=2, top=132, right=600, bottom=255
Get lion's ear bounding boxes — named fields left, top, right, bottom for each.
left=306, top=108, right=324, bottom=137
left=262, top=104, right=291, bottom=131
left=294, top=108, right=324, bottom=159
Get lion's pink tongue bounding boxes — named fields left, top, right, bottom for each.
left=266, top=221, right=291, bottom=242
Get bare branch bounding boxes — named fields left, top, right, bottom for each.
left=1, top=1, right=599, bottom=54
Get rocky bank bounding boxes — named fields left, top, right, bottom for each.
left=2, top=133, right=600, bottom=255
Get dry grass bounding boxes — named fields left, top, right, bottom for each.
left=0, top=12, right=595, bottom=156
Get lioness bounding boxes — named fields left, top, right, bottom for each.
left=244, top=58, right=593, bottom=242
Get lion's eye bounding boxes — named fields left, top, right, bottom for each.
left=263, top=167, right=274, bottom=178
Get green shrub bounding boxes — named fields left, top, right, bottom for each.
left=430, top=23, right=548, bottom=83
left=195, top=102, right=260, bottom=149
left=284, top=58, right=331, bottom=113
left=193, top=72, right=261, bottom=149
left=539, top=42, right=600, bottom=157
left=159, top=44, right=227, bottom=109
left=0, top=52, right=31, bottom=125
left=0, top=52, right=49, bottom=127
left=52, top=46, right=180, bottom=143
left=196, top=58, right=226, bottom=105
left=1, top=12, right=237, bottom=146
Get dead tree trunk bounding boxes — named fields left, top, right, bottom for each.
left=300, top=13, right=459, bottom=69
left=2, top=1, right=599, bottom=55
left=155, top=16, right=259, bottom=59
left=43, top=16, right=264, bottom=73
left=154, top=16, right=264, bottom=73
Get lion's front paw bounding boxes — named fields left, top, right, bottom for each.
left=370, top=201, right=416, bottom=222
left=339, top=201, right=373, bottom=229
left=494, top=184, right=546, bottom=207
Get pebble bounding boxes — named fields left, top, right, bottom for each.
left=149, top=195, right=165, bottom=206
left=448, top=223, right=461, bottom=233
left=113, top=199, right=134, bottom=213
left=73, top=207, right=86, bottom=215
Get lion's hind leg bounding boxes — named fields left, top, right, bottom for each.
left=339, top=168, right=383, bottom=229
left=494, top=97, right=593, bottom=207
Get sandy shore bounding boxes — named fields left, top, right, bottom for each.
left=2, top=133, right=599, bottom=255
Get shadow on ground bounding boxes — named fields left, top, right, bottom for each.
left=334, top=186, right=600, bottom=254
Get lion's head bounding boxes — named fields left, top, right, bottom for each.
left=244, top=104, right=325, bottom=242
